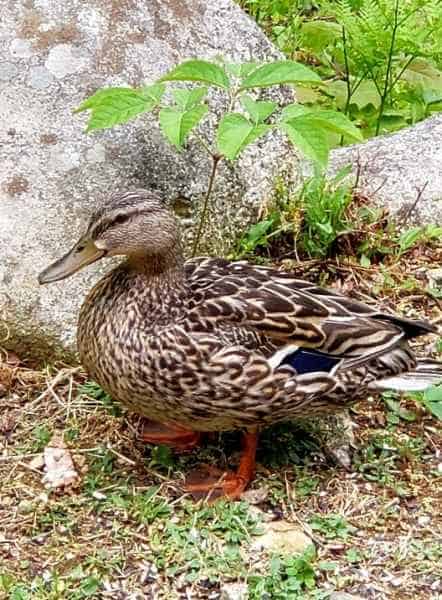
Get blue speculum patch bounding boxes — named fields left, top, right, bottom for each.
left=282, top=348, right=341, bottom=374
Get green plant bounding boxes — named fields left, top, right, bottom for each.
left=382, top=390, right=417, bottom=425
left=131, top=486, right=172, bottom=524
left=242, top=0, right=442, bottom=137
left=76, top=58, right=361, bottom=254
left=234, top=167, right=356, bottom=260
left=309, top=514, right=354, bottom=539
left=295, top=166, right=354, bottom=257
left=31, top=424, right=52, bottom=451
left=410, top=385, right=442, bottom=421
left=248, top=546, right=318, bottom=598
left=77, top=380, right=122, bottom=416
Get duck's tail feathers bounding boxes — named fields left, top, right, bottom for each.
left=370, top=359, right=442, bottom=392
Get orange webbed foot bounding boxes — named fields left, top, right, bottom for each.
left=140, top=419, right=202, bottom=453
left=184, top=430, right=258, bottom=501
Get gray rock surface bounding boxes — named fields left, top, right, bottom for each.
left=0, top=0, right=295, bottom=360
left=329, top=115, right=442, bottom=224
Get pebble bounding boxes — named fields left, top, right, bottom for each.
left=92, top=490, right=107, bottom=500
left=329, top=594, right=365, bottom=600
left=220, top=582, right=249, bottom=600
left=28, top=454, right=45, bottom=470
left=17, top=500, right=34, bottom=515
left=250, top=521, right=313, bottom=555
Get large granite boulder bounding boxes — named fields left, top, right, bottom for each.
left=329, top=115, right=442, bottom=224
left=0, top=0, right=295, bottom=360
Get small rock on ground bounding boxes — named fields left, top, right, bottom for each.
left=250, top=520, right=313, bottom=555
left=329, top=593, right=366, bottom=600
left=220, top=582, right=249, bottom=600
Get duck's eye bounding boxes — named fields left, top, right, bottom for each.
left=113, top=214, right=129, bottom=226
left=76, top=244, right=86, bottom=253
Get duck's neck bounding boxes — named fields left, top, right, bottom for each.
left=125, top=242, right=185, bottom=283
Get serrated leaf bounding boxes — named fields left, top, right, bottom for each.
left=75, top=87, right=163, bottom=131
left=280, top=118, right=329, bottom=167
left=217, top=113, right=270, bottom=160
left=239, top=60, right=321, bottom=90
left=160, top=60, right=230, bottom=89
left=241, top=96, right=277, bottom=123
left=159, top=104, right=208, bottom=149
left=172, top=86, right=208, bottom=110
left=422, top=385, right=442, bottom=420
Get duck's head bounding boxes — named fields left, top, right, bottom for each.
left=38, top=189, right=180, bottom=284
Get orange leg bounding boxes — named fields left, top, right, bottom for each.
left=185, top=430, right=258, bottom=501
left=140, top=419, right=202, bottom=453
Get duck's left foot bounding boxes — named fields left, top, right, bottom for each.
left=140, top=419, right=202, bottom=453
left=184, top=430, right=258, bottom=501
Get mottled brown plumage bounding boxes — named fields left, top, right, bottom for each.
left=38, top=189, right=442, bottom=497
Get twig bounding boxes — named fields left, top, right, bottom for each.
left=401, top=182, right=428, bottom=225
left=192, top=154, right=222, bottom=257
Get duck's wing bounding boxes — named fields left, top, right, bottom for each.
left=184, top=258, right=436, bottom=358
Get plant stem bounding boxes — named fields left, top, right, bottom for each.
left=342, top=27, right=352, bottom=117
left=192, top=154, right=221, bottom=257
left=375, top=0, right=400, bottom=136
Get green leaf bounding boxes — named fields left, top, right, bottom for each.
left=241, top=96, right=277, bottom=123
left=160, top=60, right=230, bottom=89
left=75, top=86, right=164, bottom=131
left=422, top=385, right=442, bottom=421
left=360, top=254, right=371, bottom=268
left=398, top=227, right=423, bottom=253
left=281, top=106, right=362, bottom=142
left=403, top=59, right=442, bottom=92
left=280, top=118, right=329, bottom=167
left=217, top=113, right=271, bottom=160
left=80, top=576, right=101, bottom=596
left=225, top=62, right=259, bottom=79
left=159, top=104, right=208, bottom=149
left=312, top=110, right=363, bottom=141
left=301, top=20, right=341, bottom=53
left=327, top=80, right=381, bottom=110
left=384, top=397, right=416, bottom=422
left=281, top=104, right=313, bottom=120
left=140, top=83, right=166, bottom=104
left=239, top=60, right=321, bottom=90
left=172, top=86, right=208, bottom=110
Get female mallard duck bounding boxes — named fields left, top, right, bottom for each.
left=39, top=189, right=442, bottom=498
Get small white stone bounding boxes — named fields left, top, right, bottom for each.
left=10, top=38, right=33, bottom=58
left=45, top=44, right=89, bottom=79
left=86, top=143, right=106, bottom=163
left=92, top=490, right=107, bottom=500
left=29, top=454, right=45, bottom=470
left=417, top=515, right=431, bottom=526
left=220, top=582, right=249, bottom=600
left=49, top=147, right=81, bottom=172
left=29, top=66, right=54, bottom=90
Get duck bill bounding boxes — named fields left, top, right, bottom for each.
left=38, top=239, right=105, bottom=284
